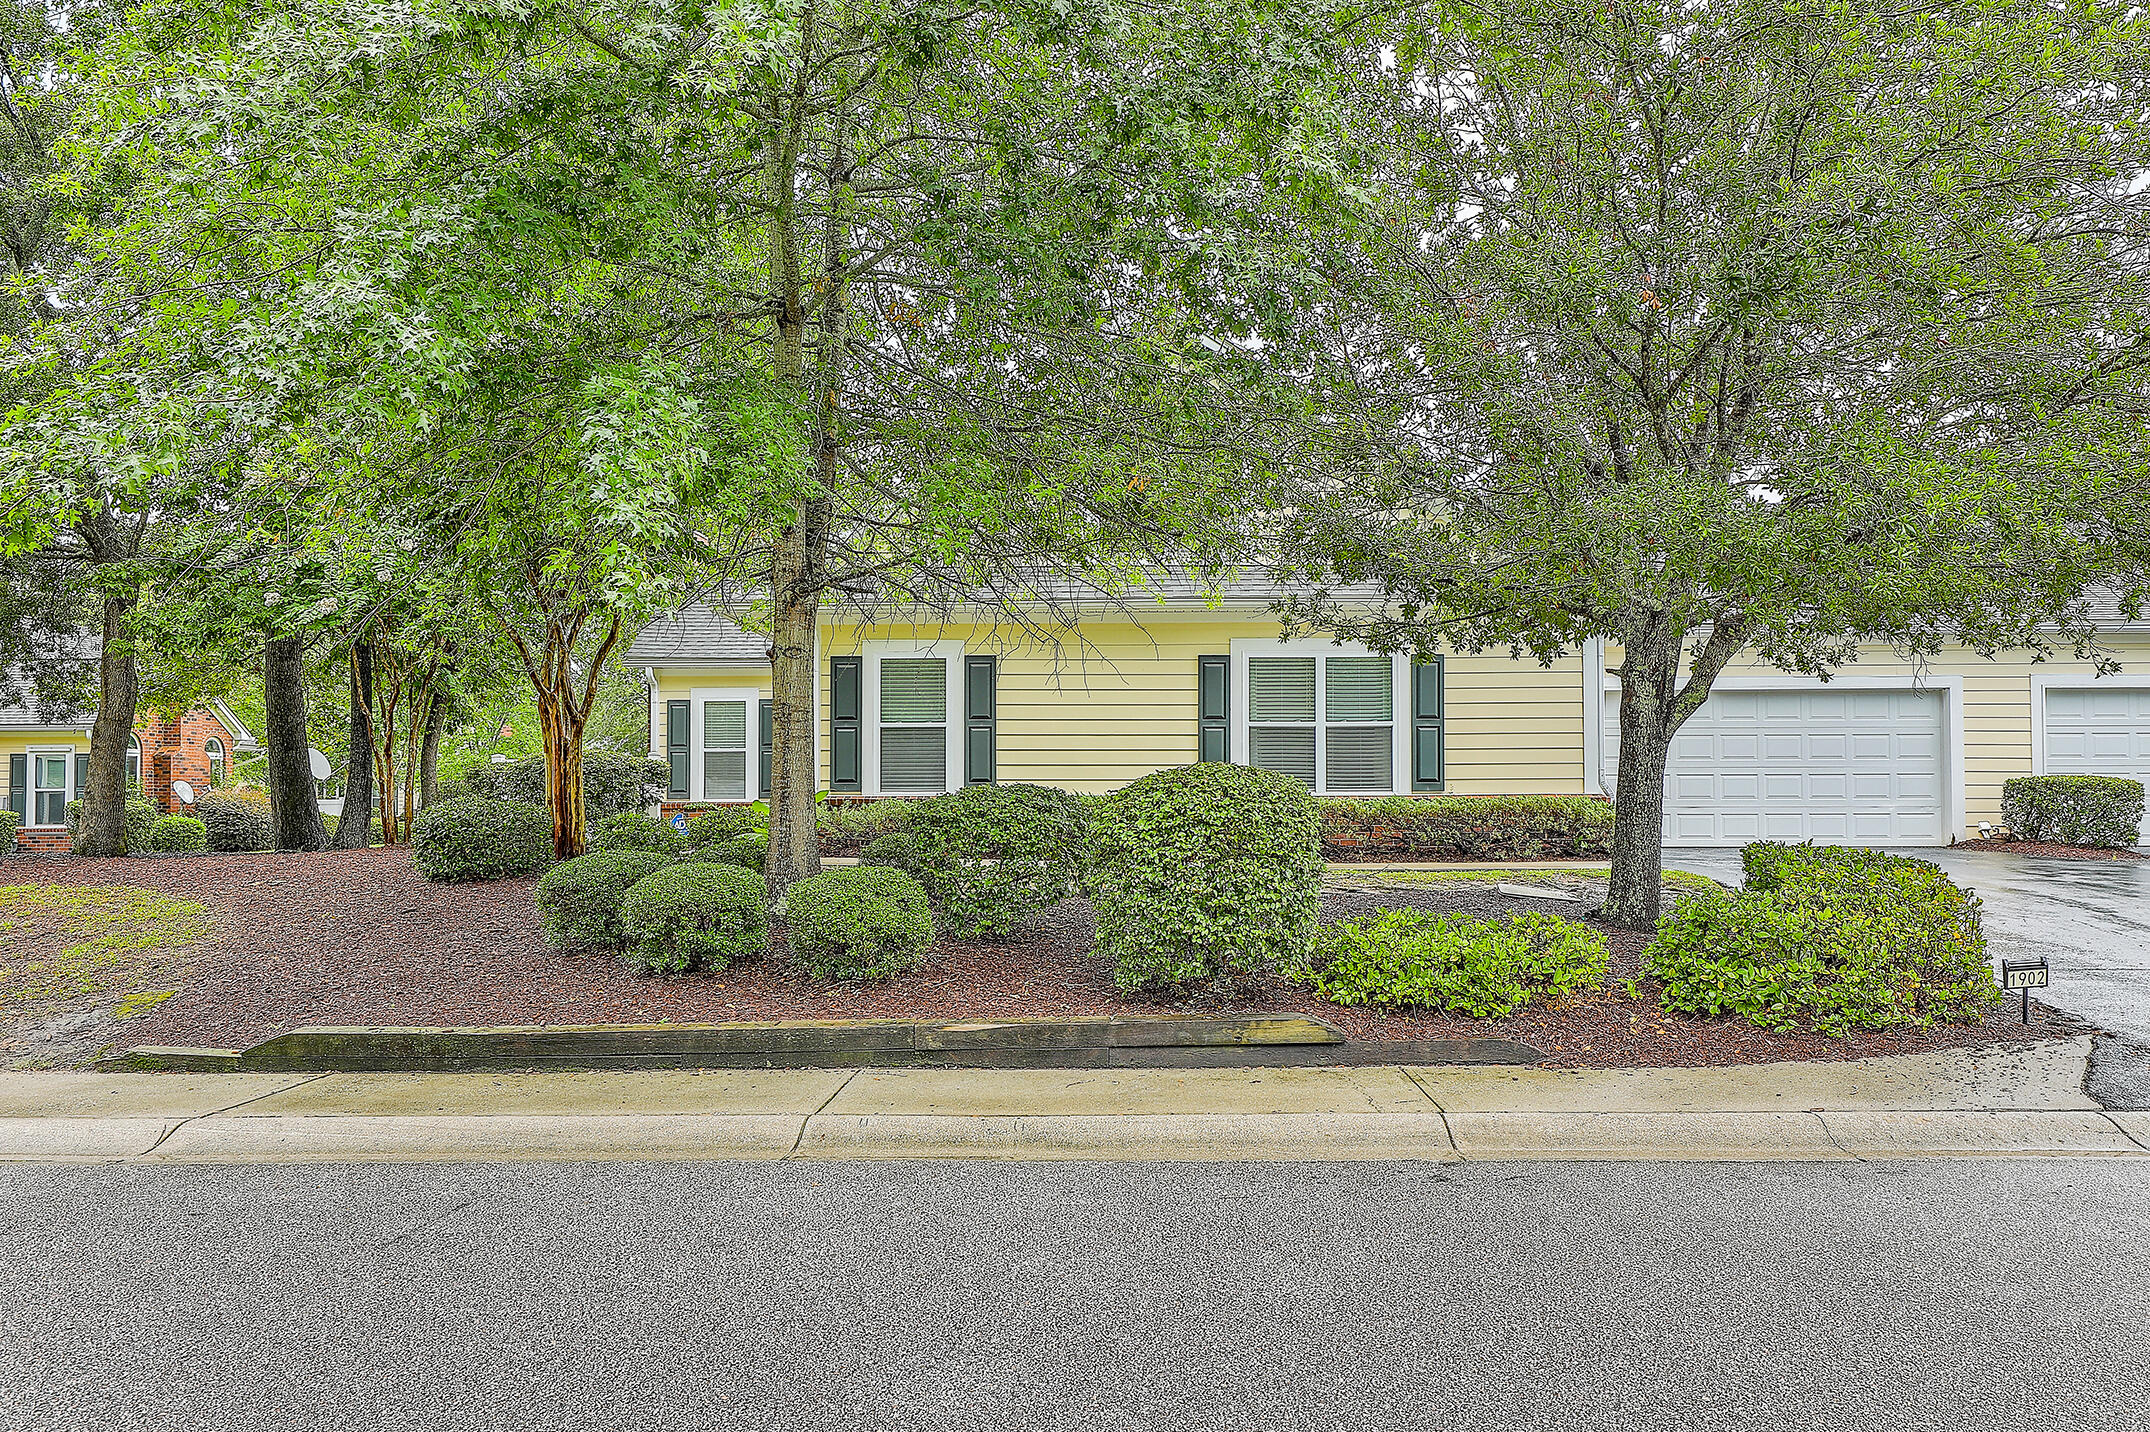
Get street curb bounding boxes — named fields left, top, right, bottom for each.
left=6, top=1109, right=2148, bottom=1165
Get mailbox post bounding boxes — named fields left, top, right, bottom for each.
left=2000, top=959, right=2049, bottom=1025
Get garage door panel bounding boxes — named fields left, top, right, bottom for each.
left=1612, top=687, right=1950, bottom=846
left=2041, top=686, right=2150, bottom=842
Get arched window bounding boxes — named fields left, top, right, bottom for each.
left=125, top=734, right=140, bottom=791
left=204, top=737, right=226, bottom=789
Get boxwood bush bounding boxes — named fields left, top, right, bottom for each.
left=682, top=802, right=767, bottom=852
left=815, top=797, right=916, bottom=854
left=1305, top=910, right=1608, bottom=1016
left=195, top=791, right=272, bottom=852
left=620, top=862, right=769, bottom=975
left=1316, top=795, right=1614, bottom=861
left=857, top=831, right=918, bottom=872
left=67, top=796, right=160, bottom=852
left=903, top=783, right=1085, bottom=939
left=2001, top=776, right=2145, bottom=849
left=536, top=849, right=675, bottom=953
left=144, top=814, right=209, bottom=854
left=1646, top=844, right=1998, bottom=1034
left=683, top=828, right=769, bottom=872
left=0, top=809, right=18, bottom=852
left=410, top=797, right=555, bottom=882
left=1086, top=763, right=1324, bottom=994
left=591, top=811, right=686, bottom=857
left=783, top=865, right=935, bottom=981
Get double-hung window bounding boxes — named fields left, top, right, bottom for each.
left=862, top=641, right=964, bottom=796
left=32, top=753, right=69, bottom=827
left=204, top=738, right=226, bottom=788
left=1234, top=642, right=1409, bottom=795
left=700, top=696, right=751, bottom=801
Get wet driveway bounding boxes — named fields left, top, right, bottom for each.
left=1665, top=846, right=2150, bottom=1105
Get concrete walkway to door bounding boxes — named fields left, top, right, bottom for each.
left=1666, top=845, right=2150, bottom=1106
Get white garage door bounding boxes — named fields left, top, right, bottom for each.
left=2041, top=687, right=2150, bottom=842
left=1607, top=688, right=1950, bottom=846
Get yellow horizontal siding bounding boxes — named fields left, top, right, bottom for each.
left=1, top=730, right=86, bottom=831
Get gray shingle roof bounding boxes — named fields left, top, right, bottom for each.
left=621, top=608, right=770, bottom=666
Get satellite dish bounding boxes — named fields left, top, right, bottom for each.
left=307, top=748, right=332, bottom=781
left=170, top=780, right=196, bottom=806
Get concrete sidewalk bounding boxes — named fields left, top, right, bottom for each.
left=3, top=1036, right=2141, bottom=1164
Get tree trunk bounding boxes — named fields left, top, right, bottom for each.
left=73, top=591, right=139, bottom=857
left=263, top=635, right=327, bottom=851
left=767, top=562, right=823, bottom=890
left=419, top=690, right=449, bottom=809
left=330, top=641, right=375, bottom=849
left=539, top=687, right=587, bottom=860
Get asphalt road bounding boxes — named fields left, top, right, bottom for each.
left=6, top=1158, right=2147, bottom=1431
left=1668, top=847, right=2150, bottom=1106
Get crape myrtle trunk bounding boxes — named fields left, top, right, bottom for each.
left=73, top=591, right=139, bottom=857
left=263, top=635, right=327, bottom=851
left=419, top=689, right=449, bottom=809
left=329, top=640, right=374, bottom=850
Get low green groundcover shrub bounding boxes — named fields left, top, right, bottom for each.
left=1317, top=795, right=1614, bottom=861
left=144, top=815, right=209, bottom=854
left=784, top=865, right=935, bottom=981
left=591, top=811, right=686, bottom=857
left=683, top=828, right=768, bottom=871
left=1087, top=763, right=1324, bottom=994
left=1646, top=843, right=1998, bottom=1035
left=537, top=849, right=675, bottom=953
left=816, top=798, right=915, bottom=854
left=857, top=831, right=917, bottom=872
left=904, top=783, right=1085, bottom=940
left=194, top=791, right=272, bottom=852
left=1305, top=910, right=1608, bottom=1017
left=619, top=862, right=768, bottom=975
left=410, top=797, right=555, bottom=882
left=2001, top=776, right=2145, bottom=849
left=0, top=809, right=19, bottom=851
left=682, top=802, right=767, bottom=849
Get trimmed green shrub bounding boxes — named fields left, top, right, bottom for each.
left=1646, top=845, right=1998, bottom=1034
left=195, top=791, right=273, bottom=852
left=682, top=802, right=767, bottom=852
left=784, top=865, right=935, bottom=981
left=143, top=815, right=209, bottom=854
left=857, top=831, right=918, bottom=873
left=591, top=811, right=687, bottom=857
left=620, top=862, right=768, bottom=975
left=0, top=809, right=18, bottom=851
left=815, top=798, right=916, bottom=854
left=462, top=751, right=671, bottom=821
left=410, top=797, right=555, bottom=882
left=1087, top=763, right=1324, bottom=994
left=66, top=796, right=160, bottom=852
left=537, top=850, right=675, bottom=953
left=1316, top=795, right=1615, bottom=861
left=2001, top=775, right=2145, bottom=849
left=1305, top=910, right=1608, bottom=1017
left=683, top=828, right=768, bottom=872
left=904, top=783, right=1085, bottom=939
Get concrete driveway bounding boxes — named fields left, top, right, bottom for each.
left=1666, top=846, right=2150, bottom=1104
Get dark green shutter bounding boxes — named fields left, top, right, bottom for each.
left=965, top=655, right=996, bottom=785
left=74, top=753, right=90, bottom=799
left=830, top=656, right=862, bottom=792
left=6, top=753, right=24, bottom=822
left=1411, top=657, right=1445, bottom=791
left=665, top=700, right=690, bottom=797
left=1198, top=655, right=1230, bottom=763
left=757, top=699, right=774, bottom=797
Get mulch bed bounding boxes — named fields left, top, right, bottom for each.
left=5, top=847, right=2084, bottom=1069
left=1950, top=840, right=2145, bottom=861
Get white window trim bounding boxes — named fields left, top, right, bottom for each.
left=203, top=737, right=225, bottom=787
left=27, top=745, right=75, bottom=828
left=689, top=686, right=763, bottom=803
left=863, top=639, right=965, bottom=797
left=1229, top=638, right=1409, bottom=796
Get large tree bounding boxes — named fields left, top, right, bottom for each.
left=1227, top=0, right=2150, bottom=926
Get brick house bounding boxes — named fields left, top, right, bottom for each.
left=3, top=700, right=258, bottom=852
